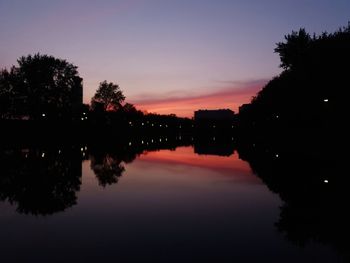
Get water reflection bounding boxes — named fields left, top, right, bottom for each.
left=194, top=134, right=235, bottom=156
left=0, top=147, right=81, bottom=215
left=0, top=135, right=195, bottom=214
left=88, top=135, right=194, bottom=187
left=236, top=140, right=349, bottom=261
left=0, top=136, right=347, bottom=262
left=90, top=153, right=125, bottom=187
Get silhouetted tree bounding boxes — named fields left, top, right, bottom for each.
left=239, top=23, right=350, bottom=130
left=91, top=81, right=125, bottom=112
left=0, top=69, right=14, bottom=119
left=0, top=54, right=83, bottom=120
left=122, top=103, right=137, bottom=114
left=274, top=28, right=312, bottom=70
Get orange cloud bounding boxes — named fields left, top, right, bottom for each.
left=129, top=79, right=267, bottom=117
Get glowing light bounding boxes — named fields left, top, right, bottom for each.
left=129, top=142, right=132, bottom=146
left=324, top=179, right=329, bottom=183
left=159, top=139, right=162, bottom=142
left=83, top=112, right=86, bottom=115
left=41, top=152, right=45, bottom=158
left=42, top=113, right=46, bottom=117
left=141, top=140, right=144, bottom=144
left=142, top=123, right=144, bottom=126
left=81, top=118, right=84, bottom=121
left=160, top=124, right=162, bottom=127
left=133, top=83, right=264, bottom=118
left=324, top=99, right=329, bottom=102
left=81, top=148, right=84, bottom=151
left=275, top=154, right=279, bottom=158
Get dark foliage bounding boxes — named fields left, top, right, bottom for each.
left=0, top=54, right=83, bottom=120
left=239, top=24, right=350, bottom=131
left=91, top=80, right=125, bottom=112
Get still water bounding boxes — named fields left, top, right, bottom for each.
left=0, top=142, right=345, bottom=262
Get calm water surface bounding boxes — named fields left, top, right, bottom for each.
left=0, top=145, right=344, bottom=262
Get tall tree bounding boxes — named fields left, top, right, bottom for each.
left=274, top=28, right=312, bottom=70
left=0, top=53, right=83, bottom=120
left=91, top=81, right=125, bottom=111
left=240, top=23, right=350, bottom=129
left=0, top=69, right=14, bottom=119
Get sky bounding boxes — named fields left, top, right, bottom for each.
left=0, top=0, right=349, bottom=117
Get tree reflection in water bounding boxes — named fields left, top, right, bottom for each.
left=0, top=135, right=193, bottom=215
left=236, top=140, right=349, bottom=261
left=88, top=135, right=193, bottom=187
left=90, top=153, right=127, bottom=187
left=0, top=135, right=348, bottom=261
left=0, top=147, right=82, bottom=215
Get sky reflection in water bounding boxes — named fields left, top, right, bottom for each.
left=0, top=146, right=342, bottom=262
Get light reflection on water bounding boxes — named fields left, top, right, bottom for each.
left=0, top=145, right=343, bottom=262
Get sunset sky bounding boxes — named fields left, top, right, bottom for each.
left=1, top=0, right=349, bottom=117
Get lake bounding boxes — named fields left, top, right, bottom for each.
left=0, top=139, right=346, bottom=262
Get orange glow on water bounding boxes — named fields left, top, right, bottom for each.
left=138, top=146, right=261, bottom=184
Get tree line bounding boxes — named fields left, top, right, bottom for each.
left=0, top=53, right=139, bottom=121
left=0, top=53, right=192, bottom=131
left=238, top=23, right=350, bottom=132
left=2, top=23, right=349, bottom=131
left=0, top=54, right=82, bottom=120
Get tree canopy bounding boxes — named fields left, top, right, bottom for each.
left=91, top=81, right=125, bottom=112
left=240, top=23, right=350, bottom=128
left=274, top=28, right=312, bottom=70
left=0, top=54, right=83, bottom=120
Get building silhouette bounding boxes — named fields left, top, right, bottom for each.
left=194, top=109, right=235, bottom=121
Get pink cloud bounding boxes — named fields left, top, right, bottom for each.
left=129, top=79, right=267, bottom=117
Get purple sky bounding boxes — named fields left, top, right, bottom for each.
left=1, top=0, right=349, bottom=116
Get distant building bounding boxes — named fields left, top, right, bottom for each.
left=194, top=109, right=235, bottom=121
